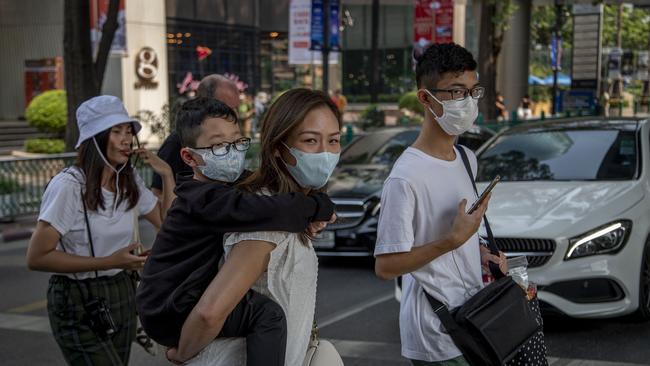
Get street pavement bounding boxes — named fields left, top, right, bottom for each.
left=1, top=220, right=649, bottom=365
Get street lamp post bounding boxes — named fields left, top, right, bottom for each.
left=551, top=0, right=563, bottom=116
left=322, top=0, right=330, bottom=93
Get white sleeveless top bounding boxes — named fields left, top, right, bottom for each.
left=187, top=230, right=318, bottom=366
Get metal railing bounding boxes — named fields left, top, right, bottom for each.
left=0, top=153, right=153, bottom=220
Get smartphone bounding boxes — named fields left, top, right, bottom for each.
left=467, top=175, right=500, bottom=214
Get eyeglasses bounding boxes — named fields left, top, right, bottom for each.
left=429, top=87, right=485, bottom=101
left=194, top=137, right=251, bottom=156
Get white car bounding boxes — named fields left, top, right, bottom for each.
left=475, top=117, right=650, bottom=319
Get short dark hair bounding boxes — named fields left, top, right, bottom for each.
left=415, top=43, right=478, bottom=89
left=175, top=97, right=238, bottom=147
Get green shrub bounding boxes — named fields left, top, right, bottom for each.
left=609, top=99, right=630, bottom=108
left=25, top=90, right=67, bottom=134
left=360, top=104, right=385, bottom=129
left=0, top=176, right=21, bottom=194
left=398, top=114, right=423, bottom=126
left=24, top=138, right=65, bottom=154
left=398, top=91, right=424, bottom=115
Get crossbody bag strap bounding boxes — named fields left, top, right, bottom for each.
left=456, top=146, right=504, bottom=280
left=61, top=168, right=100, bottom=279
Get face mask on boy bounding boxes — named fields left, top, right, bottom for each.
left=282, top=143, right=339, bottom=189
left=423, top=89, right=479, bottom=136
left=190, top=147, right=246, bottom=182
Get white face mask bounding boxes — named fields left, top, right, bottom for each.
left=189, top=147, right=246, bottom=183
left=424, top=89, right=479, bottom=136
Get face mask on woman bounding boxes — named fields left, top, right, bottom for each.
left=423, top=89, right=479, bottom=136
left=282, top=143, right=339, bottom=189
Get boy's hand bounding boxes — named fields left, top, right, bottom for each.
left=443, top=194, right=491, bottom=251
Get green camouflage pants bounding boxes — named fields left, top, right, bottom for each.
left=47, top=271, right=137, bottom=366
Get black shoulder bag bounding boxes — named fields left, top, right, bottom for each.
left=422, top=147, right=541, bottom=366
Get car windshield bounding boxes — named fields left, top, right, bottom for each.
left=340, top=130, right=419, bottom=165
left=477, top=128, right=639, bottom=182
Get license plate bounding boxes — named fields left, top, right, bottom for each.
left=312, top=231, right=335, bottom=249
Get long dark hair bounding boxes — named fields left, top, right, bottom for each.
left=75, top=127, right=140, bottom=211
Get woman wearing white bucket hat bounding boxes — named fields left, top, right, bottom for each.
left=26, top=95, right=174, bottom=365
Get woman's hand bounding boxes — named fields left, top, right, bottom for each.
left=106, top=243, right=147, bottom=270
left=134, top=148, right=172, bottom=178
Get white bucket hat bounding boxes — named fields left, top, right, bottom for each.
left=75, top=95, right=141, bottom=149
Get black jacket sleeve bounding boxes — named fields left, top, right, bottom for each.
left=186, top=183, right=335, bottom=233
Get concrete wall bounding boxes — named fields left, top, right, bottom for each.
left=121, top=0, right=169, bottom=148
left=0, top=0, right=64, bottom=119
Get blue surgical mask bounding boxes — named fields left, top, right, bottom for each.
left=282, top=143, right=340, bottom=189
left=190, top=148, right=246, bottom=182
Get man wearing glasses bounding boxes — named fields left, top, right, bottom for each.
left=374, top=43, right=504, bottom=366
left=136, top=97, right=335, bottom=366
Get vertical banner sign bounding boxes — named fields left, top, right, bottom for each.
left=289, top=0, right=312, bottom=64
left=551, top=35, right=562, bottom=71
left=608, top=48, right=622, bottom=79
left=433, top=0, right=453, bottom=44
left=329, top=0, right=341, bottom=52
left=310, top=0, right=325, bottom=51
left=289, top=0, right=338, bottom=65
left=621, top=51, right=634, bottom=77
left=413, top=0, right=434, bottom=60
left=638, top=51, right=649, bottom=81
left=570, top=4, right=603, bottom=92
left=90, top=0, right=127, bottom=56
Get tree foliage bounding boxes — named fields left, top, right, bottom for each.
left=531, top=5, right=573, bottom=49
left=25, top=90, right=67, bottom=134
left=602, top=5, right=650, bottom=50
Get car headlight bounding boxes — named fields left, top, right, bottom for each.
left=371, top=202, right=381, bottom=216
left=565, top=220, right=632, bottom=260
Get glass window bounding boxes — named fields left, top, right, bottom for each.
left=477, top=129, right=638, bottom=182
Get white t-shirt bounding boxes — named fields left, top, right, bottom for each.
left=374, top=146, right=483, bottom=362
left=38, top=167, right=158, bottom=279
left=188, top=231, right=318, bottom=366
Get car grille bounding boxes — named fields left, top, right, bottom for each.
left=330, top=199, right=367, bottom=229
left=493, top=237, right=556, bottom=268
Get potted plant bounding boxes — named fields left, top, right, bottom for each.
left=0, top=176, right=21, bottom=221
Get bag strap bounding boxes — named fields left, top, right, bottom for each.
left=456, top=146, right=504, bottom=280
left=59, top=169, right=100, bottom=279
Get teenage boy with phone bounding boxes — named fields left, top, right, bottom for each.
left=374, top=43, right=506, bottom=366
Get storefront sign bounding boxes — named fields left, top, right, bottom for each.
left=134, top=47, right=159, bottom=89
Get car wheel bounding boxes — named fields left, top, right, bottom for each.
left=636, top=237, right=650, bottom=320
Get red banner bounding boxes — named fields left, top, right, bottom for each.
left=414, top=0, right=434, bottom=45
left=433, top=0, right=454, bottom=44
